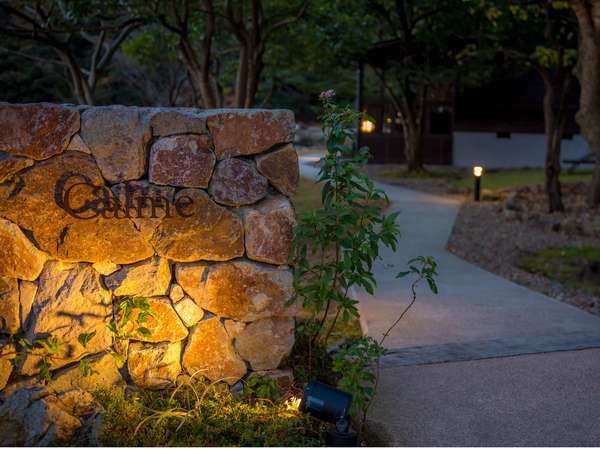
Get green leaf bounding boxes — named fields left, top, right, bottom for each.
left=77, top=331, right=97, bottom=348
left=137, top=327, right=151, bottom=337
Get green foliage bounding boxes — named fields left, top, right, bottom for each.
left=243, top=374, right=282, bottom=401
left=290, top=92, right=401, bottom=347
left=518, top=246, right=600, bottom=297
left=8, top=295, right=150, bottom=383
left=332, top=336, right=385, bottom=417
left=108, top=295, right=154, bottom=339
left=93, top=381, right=325, bottom=446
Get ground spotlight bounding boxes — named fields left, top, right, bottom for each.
left=300, top=381, right=358, bottom=446
left=473, top=165, right=484, bottom=201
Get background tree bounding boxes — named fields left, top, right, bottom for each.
left=352, top=0, right=480, bottom=172
left=150, top=0, right=308, bottom=108
left=485, top=1, right=578, bottom=212
left=570, top=0, right=600, bottom=206
left=0, top=0, right=143, bottom=105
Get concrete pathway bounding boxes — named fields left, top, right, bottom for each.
left=299, top=154, right=600, bottom=446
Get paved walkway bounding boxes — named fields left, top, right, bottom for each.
left=299, top=155, right=600, bottom=446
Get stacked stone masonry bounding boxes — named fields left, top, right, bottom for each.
left=0, top=103, right=300, bottom=402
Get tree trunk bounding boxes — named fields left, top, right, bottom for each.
left=235, top=44, right=249, bottom=108
left=55, top=47, right=95, bottom=105
left=402, top=118, right=424, bottom=172
left=541, top=73, right=567, bottom=213
left=178, top=38, right=217, bottom=108
left=571, top=0, right=600, bottom=206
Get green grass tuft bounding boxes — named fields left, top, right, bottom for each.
left=517, top=246, right=600, bottom=297
left=93, top=378, right=325, bottom=447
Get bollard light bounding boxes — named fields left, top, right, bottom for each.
left=360, top=119, right=375, bottom=133
left=473, top=165, right=484, bottom=201
left=300, top=381, right=358, bottom=446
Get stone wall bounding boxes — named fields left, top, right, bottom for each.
left=0, top=103, right=300, bottom=393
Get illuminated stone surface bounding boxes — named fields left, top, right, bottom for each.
left=20, top=262, right=112, bottom=375
left=0, top=152, right=154, bottom=264
left=209, top=158, right=268, bottom=206
left=48, top=352, right=124, bottom=395
left=119, top=297, right=188, bottom=343
left=188, top=260, right=294, bottom=321
left=0, top=103, right=299, bottom=398
left=174, top=296, right=204, bottom=327
left=0, top=103, right=79, bottom=160
left=111, top=180, right=175, bottom=241
left=169, top=283, right=185, bottom=303
left=182, top=317, right=246, bottom=385
left=0, top=388, right=82, bottom=446
left=92, top=262, right=120, bottom=276
left=151, top=189, right=244, bottom=262
left=149, top=134, right=215, bottom=188
left=0, top=342, right=14, bottom=390
left=175, top=262, right=209, bottom=302
left=81, top=106, right=150, bottom=183
left=255, top=144, right=299, bottom=195
left=207, top=109, right=294, bottom=160
left=0, top=218, right=47, bottom=281
left=243, top=195, right=296, bottom=265
left=0, top=152, right=33, bottom=183
left=235, top=317, right=294, bottom=370
left=128, top=341, right=182, bottom=389
left=0, top=277, right=20, bottom=334
left=18, top=280, right=37, bottom=329
left=104, top=257, right=171, bottom=297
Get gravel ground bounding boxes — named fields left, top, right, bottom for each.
left=447, top=187, right=600, bottom=317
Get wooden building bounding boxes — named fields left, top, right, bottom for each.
left=356, top=40, right=588, bottom=168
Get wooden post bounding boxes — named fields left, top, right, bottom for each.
left=355, top=61, right=364, bottom=149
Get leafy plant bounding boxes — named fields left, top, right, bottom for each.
left=290, top=90, right=401, bottom=354
left=332, top=256, right=439, bottom=431
left=243, top=373, right=282, bottom=401
left=290, top=91, right=440, bottom=434
left=6, top=295, right=153, bottom=383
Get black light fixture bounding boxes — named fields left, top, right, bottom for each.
left=473, top=165, right=484, bottom=201
left=300, top=381, right=358, bottom=446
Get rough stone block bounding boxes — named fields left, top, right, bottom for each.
left=177, top=260, right=294, bottom=321
left=173, top=296, right=204, bottom=327
left=235, top=318, right=294, bottom=370
left=255, top=144, right=299, bottom=196
left=148, top=108, right=207, bottom=136
left=243, top=195, right=296, bottom=265
left=20, top=262, right=112, bottom=375
left=209, top=158, right=268, bottom=206
left=207, top=109, right=294, bottom=159
left=119, top=297, right=188, bottom=343
left=150, top=188, right=244, bottom=262
left=0, top=103, right=79, bottom=160
left=0, top=152, right=154, bottom=264
left=111, top=180, right=175, bottom=241
left=128, top=341, right=182, bottom=389
left=149, top=134, right=215, bottom=188
left=182, top=317, right=246, bottom=385
left=104, top=257, right=171, bottom=297
left=0, top=218, right=47, bottom=281
left=80, top=106, right=150, bottom=183
left=0, top=277, right=20, bottom=334
left=0, top=152, right=33, bottom=183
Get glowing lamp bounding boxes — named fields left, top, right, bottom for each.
left=360, top=119, right=375, bottom=133
left=300, top=381, right=358, bottom=446
left=472, top=165, right=484, bottom=201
